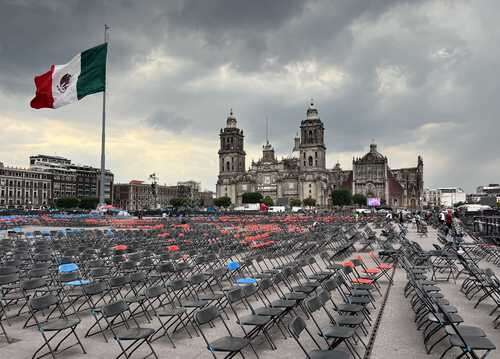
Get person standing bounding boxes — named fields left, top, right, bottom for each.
left=445, top=209, right=453, bottom=234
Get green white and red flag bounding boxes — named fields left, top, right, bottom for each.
left=30, top=43, right=107, bottom=109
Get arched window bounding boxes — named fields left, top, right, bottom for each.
left=308, top=130, right=313, bottom=143
left=308, top=156, right=313, bottom=166
left=226, top=161, right=230, bottom=171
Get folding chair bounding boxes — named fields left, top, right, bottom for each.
left=29, top=294, right=86, bottom=359
left=194, top=305, right=253, bottom=359
left=288, top=316, right=351, bottom=359
left=101, top=300, right=158, bottom=359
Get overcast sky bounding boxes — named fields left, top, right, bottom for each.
left=1, top=0, right=498, bottom=192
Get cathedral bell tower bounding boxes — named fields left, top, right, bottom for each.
left=218, top=109, right=246, bottom=175
left=299, top=100, right=326, bottom=171
left=216, top=110, right=246, bottom=204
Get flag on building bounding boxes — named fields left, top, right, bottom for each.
left=30, top=43, right=107, bottom=109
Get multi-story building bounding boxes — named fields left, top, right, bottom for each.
left=113, top=181, right=196, bottom=211
left=0, top=162, right=52, bottom=208
left=216, top=102, right=424, bottom=208
left=29, top=155, right=113, bottom=202
left=423, top=187, right=466, bottom=208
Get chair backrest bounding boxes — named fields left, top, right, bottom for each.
left=322, top=278, right=339, bottom=291
left=169, top=278, right=187, bottom=291
left=227, top=287, right=243, bottom=303
left=30, top=293, right=58, bottom=311
left=0, top=273, right=19, bottom=285
left=130, top=272, right=147, bottom=283
left=102, top=300, right=129, bottom=317
left=21, top=278, right=47, bottom=291
left=304, top=296, right=322, bottom=313
left=195, top=305, right=219, bottom=325
left=288, top=316, right=306, bottom=337
left=189, top=273, right=206, bottom=285
left=144, top=285, right=167, bottom=298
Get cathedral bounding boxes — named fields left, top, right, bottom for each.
left=216, top=102, right=424, bottom=208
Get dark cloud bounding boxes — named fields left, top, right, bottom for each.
left=145, top=110, right=191, bottom=132
left=0, top=0, right=499, bottom=191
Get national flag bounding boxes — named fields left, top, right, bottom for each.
left=30, top=43, right=107, bottom=109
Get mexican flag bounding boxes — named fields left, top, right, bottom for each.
left=30, top=43, right=107, bottom=109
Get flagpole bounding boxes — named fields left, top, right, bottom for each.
left=99, top=24, right=109, bottom=206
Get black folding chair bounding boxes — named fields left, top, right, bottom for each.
left=29, top=294, right=86, bottom=359
left=288, top=316, right=351, bottom=359
left=101, top=300, right=158, bottom=359
left=195, top=305, right=254, bottom=359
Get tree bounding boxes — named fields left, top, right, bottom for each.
left=170, top=198, right=186, bottom=208
left=352, top=193, right=367, bottom=206
left=303, top=197, right=316, bottom=207
left=289, top=198, right=301, bottom=207
left=214, top=196, right=231, bottom=208
left=331, top=189, right=352, bottom=206
left=79, top=197, right=99, bottom=210
left=262, top=196, right=274, bottom=206
left=242, top=192, right=263, bottom=204
left=55, top=197, right=80, bottom=209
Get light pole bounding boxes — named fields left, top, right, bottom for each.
left=149, top=173, right=158, bottom=209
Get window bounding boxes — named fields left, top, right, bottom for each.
left=308, top=156, right=313, bottom=166
left=315, top=152, right=318, bottom=158
left=226, top=161, right=230, bottom=171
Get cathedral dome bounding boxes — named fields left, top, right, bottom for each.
left=360, top=143, right=385, bottom=162
left=226, top=109, right=237, bottom=128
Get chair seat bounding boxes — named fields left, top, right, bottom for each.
left=428, top=313, right=463, bottom=324
left=336, top=316, right=364, bottom=326
left=125, top=295, right=145, bottom=303
left=348, top=296, right=370, bottom=304
left=351, top=289, right=370, bottom=297
left=445, top=325, right=485, bottom=337
left=352, top=278, right=374, bottom=285
left=292, top=286, right=316, bottom=294
left=2, top=292, right=25, bottom=300
left=363, top=268, right=380, bottom=274
left=41, top=318, right=80, bottom=331
left=322, top=326, right=356, bottom=338
left=114, top=327, right=154, bottom=340
left=309, top=349, right=350, bottom=359
left=378, top=263, right=393, bottom=270
left=182, top=300, right=208, bottom=308
left=271, top=299, right=297, bottom=308
left=198, top=293, right=225, bottom=301
left=449, top=335, right=496, bottom=350
left=337, top=303, right=363, bottom=312
left=156, top=307, right=186, bottom=316
left=238, top=314, right=271, bottom=326
left=209, top=336, right=249, bottom=352
left=254, top=307, right=285, bottom=316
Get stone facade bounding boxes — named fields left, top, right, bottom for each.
left=216, top=102, right=424, bottom=208
left=0, top=162, right=52, bottom=208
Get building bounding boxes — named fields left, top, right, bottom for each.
left=0, top=162, right=52, bottom=208
left=29, top=155, right=113, bottom=202
left=468, top=184, right=500, bottom=206
left=113, top=181, right=197, bottom=211
left=424, top=187, right=466, bottom=208
left=216, top=102, right=424, bottom=208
